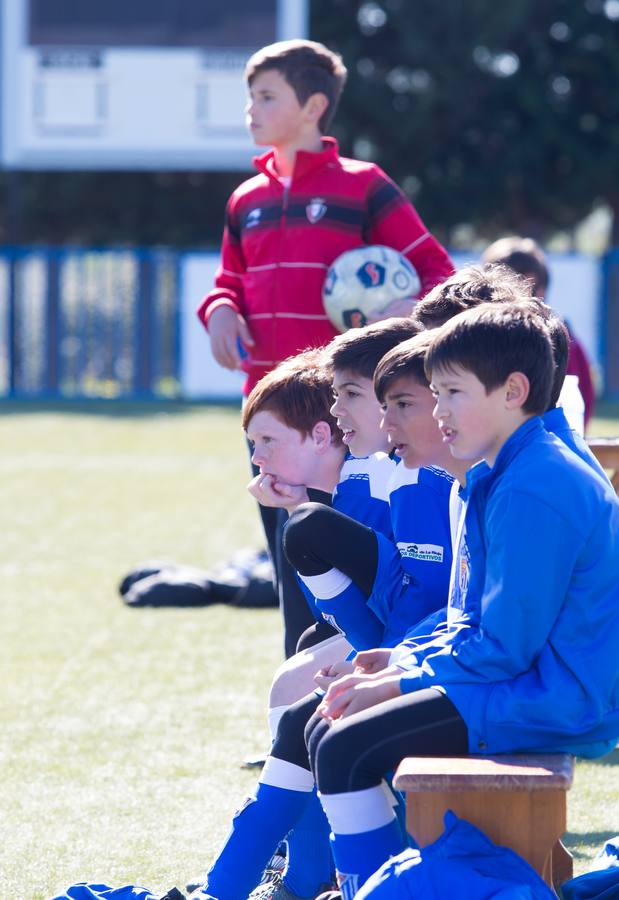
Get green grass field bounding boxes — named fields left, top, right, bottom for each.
left=1, top=401, right=618, bottom=899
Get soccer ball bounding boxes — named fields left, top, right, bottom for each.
left=322, top=245, right=420, bottom=332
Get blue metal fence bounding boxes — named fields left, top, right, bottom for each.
left=1, top=245, right=617, bottom=402
left=0, top=246, right=180, bottom=399
left=601, top=248, right=619, bottom=403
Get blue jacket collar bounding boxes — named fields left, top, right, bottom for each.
left=543, top=406, right=569, bottom=433
left=460, top=417, right=544, bottom=500
left=491, top=416, right=544, bottom=478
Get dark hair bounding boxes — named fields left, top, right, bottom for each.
left=516, top=300, right=569, bottom=409
left=242, top=348, right=342, bottom=444
left=374, top=331, right=436, bottom=403
left=482, top=236, right=550, bottom=297
left=413, top=264, right=530, bottom=329
left=245, top=39, right=347, bottom=133
left=326, top=317, right=422, bottom=381
left=425, top=302, right=554, bottom=416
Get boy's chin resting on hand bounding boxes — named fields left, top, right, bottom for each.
left=247, top=473, right=309, bottom=511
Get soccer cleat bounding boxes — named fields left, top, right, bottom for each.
left=256, top=847, right=287, bottom=885
left=248, top=874, right=298, bottom=900
left=250, top=876, right=337, bottom=900
left=186, top=845, right=287, bottom=894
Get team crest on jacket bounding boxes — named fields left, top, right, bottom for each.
left=245, top=208, right=262, bottom=228
left=306, top=197, right=327, bottom=223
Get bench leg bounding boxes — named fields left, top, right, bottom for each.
left=406, top=789, right=567, bottom=889
left=552, top=839, right=574, bottom=888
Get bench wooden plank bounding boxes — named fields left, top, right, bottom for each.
left=394, top=753, right=574, bottom=792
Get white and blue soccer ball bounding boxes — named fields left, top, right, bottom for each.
left=322, top=245, right=420, bottom=333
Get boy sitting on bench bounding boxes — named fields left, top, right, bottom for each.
left=311, top=301, right=619, bottom=899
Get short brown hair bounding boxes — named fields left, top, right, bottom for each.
left=425, top=302, right=554, bottom=416
left=245, top=39, right=347, bottom=133
left=413, top=264, right=530, bottom=329
left=374, top=331, right=436, bottom=403
left=482, top=236, right=550, bottom=297
left=517, top=299, right=569, bottom=409
left=326, top=317, right=422, bottom=381
left=242, top=348, right=342, bottom=444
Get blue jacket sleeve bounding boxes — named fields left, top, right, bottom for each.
left=399, top=489, right=582, bottom=693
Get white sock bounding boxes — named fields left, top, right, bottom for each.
left=300, top=568, right=352, bottom=599
left=260, top=756, right=315, bottom=792
left=318, top=781, right=396, bottom=834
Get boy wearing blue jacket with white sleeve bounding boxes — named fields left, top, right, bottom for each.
left=311, top=301, right=619, bottom=899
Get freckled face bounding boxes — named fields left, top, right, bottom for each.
left=247, top=410, right=321, bottom=485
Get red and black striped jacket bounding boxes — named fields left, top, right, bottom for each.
left=197, top=138, right=454, bottom=394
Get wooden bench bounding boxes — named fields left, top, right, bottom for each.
left=393, top=754, right=574, bottom=892
left=588, top=437, right=619, bottom=493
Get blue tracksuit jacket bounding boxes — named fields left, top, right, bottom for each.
left=397, top=417, right=619, bottom=758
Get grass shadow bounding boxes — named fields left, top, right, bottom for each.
left=563, top=830, right=618, bottom=858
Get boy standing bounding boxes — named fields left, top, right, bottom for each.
left=198, top=39, right=454, bottom=656
left=309, top=303, right=619, bottom=898
left=198, top=39, right=453, bottom=389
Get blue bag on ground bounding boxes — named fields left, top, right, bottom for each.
left=50, top=883, right=183, bottom=900
left=355, top=811, right=555, bottom=900
left=561, top=835, right=619, bottom=900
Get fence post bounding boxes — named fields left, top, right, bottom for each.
left=7, top=250, right=18, bottom=397
left=135, top=253, right=153, bottom=396
left=45, top=251, right=61, bottom=395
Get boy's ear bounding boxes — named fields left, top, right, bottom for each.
left=304, top=92, right=329, bottom=125
left=312, top=420, right=333, bottom=451
left=504, top=372, right=530, bottom=409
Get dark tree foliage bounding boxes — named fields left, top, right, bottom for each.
left=1, top=0, right=617, bottom=245
left=313, top=0, right=619, bottom=244
left=0, top=169, right=242, bottom=247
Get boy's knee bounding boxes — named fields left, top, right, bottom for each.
left=269, top=655, right=295, bottom=708
left=285, top=502, right=326, bottom=555
left=313, top=723, right=363, bottom=794
left=272, top=696, right=321, bottom=769
left=269, top=648, right=312, bottom=707
left=304, top=710, right=332, bottom=775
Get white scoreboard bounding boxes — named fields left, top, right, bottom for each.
left=0, top=0, right=308, bottom=170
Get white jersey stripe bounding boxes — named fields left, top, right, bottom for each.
left=247, top=312, right=330, bottom=321
left=401, top=232, right=430, bottom=254
left=247, top=262, right=329, bottom=272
